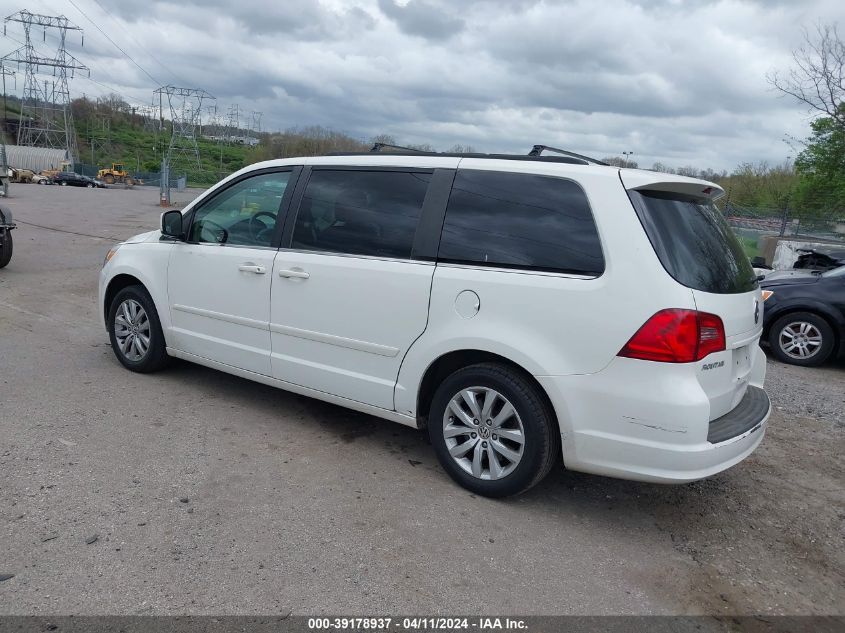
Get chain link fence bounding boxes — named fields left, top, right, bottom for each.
left=723, top=201, right=845, bottom=264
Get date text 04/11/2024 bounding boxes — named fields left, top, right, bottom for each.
left=306, top=618, right=529, bottom=631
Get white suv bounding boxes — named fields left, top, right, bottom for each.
left=99, top=151, right=769, bottom=497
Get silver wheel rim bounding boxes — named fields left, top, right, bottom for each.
left=114, top=299, right=151, bottom=361
left=779, top=321, right=823, bottom=360
left=442, top=386, right=525, bottom=481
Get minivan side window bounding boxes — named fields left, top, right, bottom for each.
left=189, top=171, right=291, bottom=247
left=291, top=170, right=431, bottom=259
left=438, top=170, right=605, bottom=275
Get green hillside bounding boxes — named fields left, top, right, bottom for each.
left=70, top=96, right=252, bottom=185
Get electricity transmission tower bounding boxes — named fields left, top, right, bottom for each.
left=248, top=111, right=262, bottom=144
left=204, top=104, right=220, bottom=140
left=2, top=10, right=88, bottom=165
left=225, top=103, right=239, bottom=144
left=138, top=104, right=160, bottom=134
left=154, top=85, right=214, bottom=172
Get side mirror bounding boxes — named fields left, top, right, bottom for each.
left=161, top=210, right=184, bottom=240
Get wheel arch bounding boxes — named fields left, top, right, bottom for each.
left=104, top=273, right=146, bottom=323
left=414, top=349, right=560, bottom=433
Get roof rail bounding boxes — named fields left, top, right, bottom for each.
left=370, top=142, right=426, bottom=153
left=528, top=145, right=608, bottom=166
left=324, top=150, right=590, bottom=165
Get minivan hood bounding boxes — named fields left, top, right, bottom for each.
left=759, top=269, right=821, bottom=287
left=123, top=229, right=160, bottom=244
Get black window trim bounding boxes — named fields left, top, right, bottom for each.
left=278, top=165, right=449, bottom=263
left=434, top=169, right=606, bottom=278
left=183, top=166, right=302, bottom=249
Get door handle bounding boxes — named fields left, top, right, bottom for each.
left=277, top=268, right=310, bottom=279
left=238, top=264, right=266, bottom=274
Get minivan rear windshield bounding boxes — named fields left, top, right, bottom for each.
left=629, top=190, right=758, bottom=294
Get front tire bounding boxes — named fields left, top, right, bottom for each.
left=108, top=285, right=170, bottom=373
left=0, top=231, right=12, bottom=268
left=768, top=312, right=835, bottom=367
left=60, top=181, right=67, bottom=186
left=428, top=363, right=559, bottom=497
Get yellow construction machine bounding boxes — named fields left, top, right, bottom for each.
left=97, top=163, right=136, bottom=186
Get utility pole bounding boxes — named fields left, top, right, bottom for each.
left=0, top=64, right=13, bottom=134
left=2, top=10, right=89, bottom=167
left=622, top=151, right=634, bottom=167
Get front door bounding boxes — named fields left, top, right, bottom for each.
left=167, top=169, right=296, bottom=375
left=270, top=168, right=436, bottom=410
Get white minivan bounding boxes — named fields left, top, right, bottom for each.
left=99, top=150, right=769, bottom=496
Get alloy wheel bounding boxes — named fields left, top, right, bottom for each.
left=778, top=321, right=823, bottom=360
left=114, top=299, right=151, bottom=361
left=442, top=386, right=525, bottom=480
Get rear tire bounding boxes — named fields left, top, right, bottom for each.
left=108, top=285, right=170, bottom=373
left=768, top=312, right=835, bottom=367
left=0, top=231, right=12, bottom=268
left=428, top=363, right=559, bottom=497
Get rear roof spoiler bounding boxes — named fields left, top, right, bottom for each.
left=620, top=169, right=725, bottom=201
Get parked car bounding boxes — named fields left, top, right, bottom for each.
left=760, top=266, right=845, bottom=366
left=0, top=203, right=15, bottom=268
left=99, top=152, right=769, bottom=496
left=53, top=172, right=96, bottom=187
left=9, top=168, right=49, bottom=184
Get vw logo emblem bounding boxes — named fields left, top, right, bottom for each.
left=754, top=300, right=760, bottom=325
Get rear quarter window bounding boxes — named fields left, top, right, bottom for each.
left=629, top=190, right=758, bottom=294
left=438, top=170, right=605, bottom=275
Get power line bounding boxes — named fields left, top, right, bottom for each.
left=87, top=0, right=189, bottom=86
left=66, top=0, right=160, bottom=85
left=2, top=31, right=150, bottom=107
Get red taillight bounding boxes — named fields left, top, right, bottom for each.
left=618, top=309, right=726, bottom=363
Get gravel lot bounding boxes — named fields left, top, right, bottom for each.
left=0, top=184, right=843, bottom=616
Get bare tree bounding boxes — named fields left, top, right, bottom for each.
left=602, top=156, right=638, bottom=168
left=768, top=23, right=845, bottom=128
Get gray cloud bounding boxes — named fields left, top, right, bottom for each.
left=377, top=0, right=465, bottom=40
left=1, top=0, right=843, bottom=170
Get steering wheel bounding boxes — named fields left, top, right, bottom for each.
left=248, top=211, right=277, bottom=243
left=198, top=218, right=229, bottom=243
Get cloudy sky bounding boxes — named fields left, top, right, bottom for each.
left=2, top=0, right=843, bottom=171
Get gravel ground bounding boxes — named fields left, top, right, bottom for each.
left=764, top=352, right=845, bottom=425
left=0, top=184, right=843, bottom=616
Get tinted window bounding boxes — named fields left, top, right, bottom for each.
left=438, top=170, right=604, bottom=275
left=190, top=172, right=291, bottom=247
left=630, top=190, right=758, bottom=294
left=291, top=170, right=430, bottom=259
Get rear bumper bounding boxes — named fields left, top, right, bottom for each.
left=537, top=352, right=770, bottom=484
